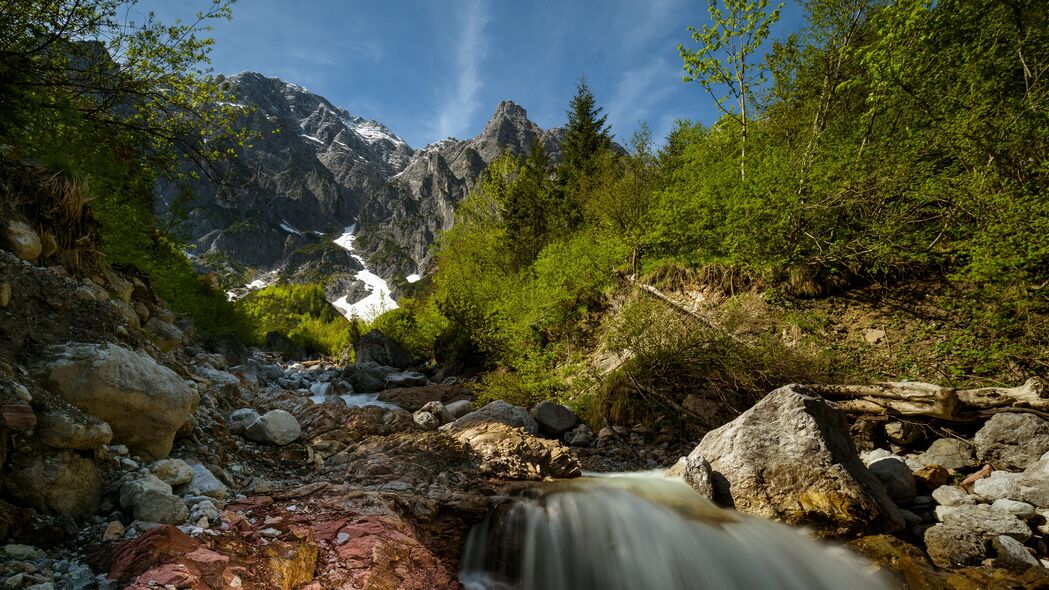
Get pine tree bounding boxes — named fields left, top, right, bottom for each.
left=501, top=139, right=553, bottom=269
left=555, top=77, right=613, bottom=230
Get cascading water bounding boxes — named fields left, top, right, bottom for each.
left=460, top=472, right=887, bottom=590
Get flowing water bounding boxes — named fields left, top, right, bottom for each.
left=460, top=472, right=887, bottom=590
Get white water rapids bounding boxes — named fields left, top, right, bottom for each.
left=460, top=472, right=887, bottom=590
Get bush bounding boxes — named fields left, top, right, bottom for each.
left=236, top=283, right=352, bottom=355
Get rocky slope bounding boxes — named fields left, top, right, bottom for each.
left=158, top=72, right=562, bottom=315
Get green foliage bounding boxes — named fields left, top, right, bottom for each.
left=368, top=299, right=448, bottom=362
left=555, top=78, right=614, bottom=230
left=236, top=284, right=352, bottom=355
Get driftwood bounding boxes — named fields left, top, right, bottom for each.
left=806, top=377, right=1049, bottom=422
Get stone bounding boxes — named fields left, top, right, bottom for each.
left=449, top=400, right=539, bottom=435
left=563, top=424, right=595, bottom=447
left=150, top=458, right=193, bottom=486
left=694, top=385, right=903, bottom=536
left=868, top=456, right=917, bottom=503
left=133, top=301, right=150, bottom=324
left=354, top=330, right=411, bottom=369
left=973, top=471, right=1024, bottom=502
left=0, top=404, right=36, bottom=431
left=937, top=504, right=1031, bottom=541
left=120, top=475, right=172, bottom=509
left=103, top=521, right=125, bottom=541
left=102, top=268, right=134, bottom=303
left=3, top=449, right=101, bottom=518
left=992, top=535, right=1040, bottom=572
left=917, top=438, right=975, bottom=471
left=975, top=413, right=1049, bottom=471
left=385, top=371, right=428, bottom=388
left=412, top=410, right=439, bottom=431
left=131, top=489, right=188, bottom=524
left=863, top=328, right=887, bottom=344
left=3, top=544, right=46, bottom=560
left=884, top=421, right=921, bottom=445
left=40, top=343, right=198, bottom=460
left=419, top=401, right=453, bottom=424
left=2, top=220, right=41, bottom=261
left=992, top=498, right=1036, bottom=518
left=453, top=422, right=580, bottom=479
left=309, top=381, right=332, bottom=397
left=676, top=448, right=714, bottom=500
left=244, top=410, right=301, bottom=445
left=932, top=485, right=976, bottom=507
left=445, top=399, right=473, bottom=419
left=377, top=383, right=471, bottom=411
left=229, top=408, right=260, bottom=434
left=913, top=464, right=950, bottom=492
left=144, top=318, right=184, bottom=352
left=36, top=409, right=112, bottom=450
left=185, top=463, right=227, bottom=500
left=208, top=332, right=247, bottom=366
left=344, top=362, right=392, bottom=394
left=188, top=499, right=219, bottom=524
left=924, top=524, right=989, bottom=568
left=529, top=401, right=577, bottom=436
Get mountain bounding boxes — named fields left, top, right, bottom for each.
left=157, top=72, right=561, bottom=318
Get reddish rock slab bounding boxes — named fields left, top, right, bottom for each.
left=1, top=405, right=36, bottom=431
left=225, top=495, right=274, bottom=512
left=127, top=563, right=207, bottom=590
left=106, top=525, right=201, bottom=583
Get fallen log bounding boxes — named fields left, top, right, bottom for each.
left=805, top=377, right=1048, bottom=422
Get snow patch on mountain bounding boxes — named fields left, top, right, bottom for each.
left=331, top=225, right=397, bottom=321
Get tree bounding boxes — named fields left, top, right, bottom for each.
left=555, top=77, right=613, bottom=229
left=680, top=0, right=782, bottom=180
left=500, top=139, right=554, bottom=269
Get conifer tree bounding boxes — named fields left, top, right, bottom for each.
left=555, top=77, right=613, bottom=229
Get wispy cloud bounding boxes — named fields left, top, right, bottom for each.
left=434, top=0, right=490, bottom=139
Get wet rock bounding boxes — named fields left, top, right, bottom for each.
left=344, top=362, right=391, bottom=393
left=694, top=384, right=904, bottom=536
left=40, top=343, right=198, bottom=460
left=3, top=220, right=41, bottom=261
left=185, top=463, right=227, bottom=501
left=245, top=409, right=301, bottom=445
left=150, top=459, right=193, bottom=486
left=992, top=535, right=1040, bottom=572
left=449, top=400, right=539, bottom=435
left=420, top=401, right=453, bottom=424
left=868, top=456, right=916, bottom=503
left=385, top=371, right=428, bottom=388
left=309, top=381, right=333, bottom=397
left=917, top=438, right=975, bottom=471
left=412, top=410, right=439, bottom=431
left=36, top=409, right=112, bottom=450
left=975, top=413, right=1049, bottom=471
left=354, top=329, right=411, bottom=369
left=529, top=401, right=577, bottom=436
left=672, top=448, right=714, bottom=500
left=4, top=449, right=101, bottom=518
left=229, top=408, right=260, bottom=434
left=454, top=422, right=580, bottom=479
left=563, top=424, right=595, bottom=447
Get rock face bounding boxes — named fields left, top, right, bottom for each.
left=975, top=413, right=1049, bottom=470
left=39, top=343, right=198, bottom=460
left=449, top=400, right=539, bottom=435
left=694, top=385, right=904, bottom=536
left=529, top=401, right=577, bottom=436
left=244, top=409, right=302, bottom=445
left=454, top=422, right=580, bottom=479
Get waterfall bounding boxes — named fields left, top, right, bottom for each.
left=460, top=473, right=887, bottom=590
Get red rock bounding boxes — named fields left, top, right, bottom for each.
left=106, top=525, right=201, bottom=583
left=310, top=518, right=348, bottom=542
left=225, top=495, right=273, bottom=512
left=130, top=563, right=206, bottom=589
left=1, top=405, right=36, bottom=431
left=181, top=547, right=229, bottom=587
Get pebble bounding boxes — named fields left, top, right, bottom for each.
left=259, top=528, right=281, bottom=538
left=336, top=532, right=350, bottom=545
left=103, top=521, right=125, bottom=541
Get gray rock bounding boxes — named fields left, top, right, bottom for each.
left=345, top=362, right=391, bottom=393
left=975, top=413, right=1049, bottom=471
left=144, top=317, right=185, bottom=352
left=992, top=535, right=1040, bottom=572
left=868, top=456, right=917, bottom=503
left=444, top=400, right=473, bottom=419
left=924, top=524, right=989, bottom=568
left=40, top=343, right=198, bottom=460
left=884, top=421, right=921, bottom=445
left=120, top=475, right=172, bottom=509
left=937, top=504, right=1031, bottom=541
left=932, top=485, right=976, bottom=507
left=917, top=438, right=974, bottom=471
left=677, top=448, right=715, bottom=500
left=385, top=371, right=428, bottom=388
left=449, top=400, right=539, bottom=435
left=973, top=471, right=1024, bottom=502
left=185, top=463, right=227, bottom=500
left=992, top=498, right=1036, bottom=518
left=419, top=401, right=453, bottom=425
left=188, top=499, right=220, bottom=523
left=412, top=410, right=439, bottom=431
left=150, top=458, right=193, bottom=486
left=244, top=409, right=301, bottom=445
left=229, top=408, right=260, bottom=434
left=309, top=381, right=333, bottom=397
left=3, top=450, right=101, bottom=518
left=529, top=401, right=577, bottom=436
left=3, top=544, right=46, bottom=560
left=563, top=424, right=595, bottom=447
left=354, top=330, right=411, bottom=369
left=36, top=409, right=112, bottom=450
left=130, top=489, right=188, bottom=524
left=694, top=385, right=904, bottom=536
left=2, top=220, right=41, bottom=261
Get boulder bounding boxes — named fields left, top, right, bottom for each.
left=309, top=381, right=333, bottom=397
left=208, top=332, right=248, bottom=366
left=973, top=471, right=1024, bottom=502
left=454, top=422, right=580, bottom=479
left=991, top=499, right=1036, bottom=518
left=884, top=421, right=921, bottom=445
left=868, top=456, right=917, bottom=503
left=130, top=488, right=188, bottom=525
left=448, top=400, right=539, bottom=435
left=412, top=410, right=439, bottom=431
left=244, top=410, right=301, bottom=446
left=354, top=330, right=411, bottom=369
left=185, top=463, right=227, bottom=501
left=229, top=408, right=260, bottom=434
left=669, top=448, right=715, bottom=500
left=529, top=401, right=577, bottom=436
left=120, top=475, right=172, bottom=508
left=385, top=371, right=428, bottom=389
left=937, top=504, right=1031, bottom=541
left=992, top=535, right=1040, bottom=572
left=917, top=438, right=975, bottom=471
left=345, top=362, right=393, bottom=393
left=924, top=524, right=990, bottom=568
left=975, top=413, right=1049, bottom=471
left=36, top=408, right=112, bottom=450
left=932, top=485, right=977, bottom=507
left=563, top=424, right=595, bottom=447
left=419, top=401, right=454, bottom=425
left=144, top=318, right=185, bottom=352
left=694, top=384, right=904, bottom=536
left=39, top=343, right=197, bottom=460
left=3, top=450, right=101, bottom=518
left=150, top=459, right=193, bottom=486
left=445, top=400, right=473, bottom=419
left=2, top=220, right=41, bottom=261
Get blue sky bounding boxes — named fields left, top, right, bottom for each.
left=136, top=0, right=804, bottom=148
